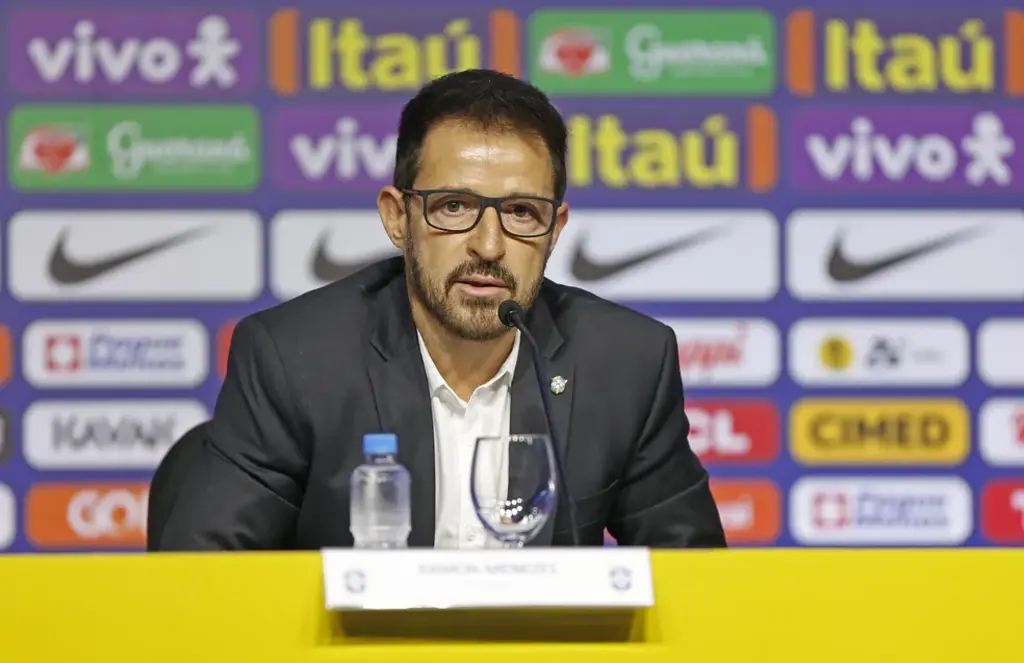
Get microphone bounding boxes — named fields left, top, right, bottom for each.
left=498, top=300, right=580, bottom=547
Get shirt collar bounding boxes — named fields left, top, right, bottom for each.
left=418, top=330, right=520, bottom=399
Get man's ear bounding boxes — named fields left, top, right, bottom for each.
left=377, top=186, right=407, bottom=250
left=548, top=202, right=569, bottom=254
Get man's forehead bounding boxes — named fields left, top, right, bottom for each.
left=422, top=120, right=547, bottom=152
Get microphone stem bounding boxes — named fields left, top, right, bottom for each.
left=513, top=315, right=581, bottom=547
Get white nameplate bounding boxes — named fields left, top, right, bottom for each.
left=322, top=547, right=654, bottom=610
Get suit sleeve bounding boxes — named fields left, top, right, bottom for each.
left=156, top=316, right=309, bottom=550
left=606, top=329, right=727, bottom=548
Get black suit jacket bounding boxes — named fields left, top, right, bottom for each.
left=157, top=258, right=726, bottom=549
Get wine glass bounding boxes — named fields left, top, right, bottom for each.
left=470, top=434, right=557, bottom=548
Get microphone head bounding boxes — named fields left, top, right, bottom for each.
left=498, top=300, right=523, bottom=328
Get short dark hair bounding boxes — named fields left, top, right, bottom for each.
left=392, top=69, right=568, bottom=200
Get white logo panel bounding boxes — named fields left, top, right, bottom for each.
left=977, top=319, right=1024, bottom=387
left=786, top=209, right=1024, bottom=300
left=0, top=484, right=14, bottom=551
left=979, top=398, right=1024, bottom=467
left=790, top=477, right=972, bottom=545
left=8, top=210, right=263, bottom=301
left=0, top=411, right=8, bottom=461
left=23, top=400, right=209, bottom=470
left=546, top=210, right=779, bottom=300
left=270, top=210, right=400, bottom=300
left=789, top=318, right=969, bottom=386
left=661, top=318, right=780, bottom=387
left=23, top=319, right=208, bottom=388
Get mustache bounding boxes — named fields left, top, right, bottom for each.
left=447, top=261, right=518, bottom=290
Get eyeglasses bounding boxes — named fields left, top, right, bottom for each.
left=402, top=189, right=560, bottom=238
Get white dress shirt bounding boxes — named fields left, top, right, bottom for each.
left=417, top=331, right=520, bottom=549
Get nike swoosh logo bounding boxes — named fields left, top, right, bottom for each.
left=571, top=227, right=728, bottom=282
left=48, top=226, right=210, bottom=285
left=311, top=231, right=398, bottom=283
left=827, top=227, right=984, bottom=283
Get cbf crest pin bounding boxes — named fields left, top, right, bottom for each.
left=549, top=376, right=568, bottom=394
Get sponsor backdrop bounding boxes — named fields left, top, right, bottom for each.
left=0, top=0, right=1022, bottom=553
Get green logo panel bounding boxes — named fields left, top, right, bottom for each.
left=7, top=105, right=261, bottom=191
left=528, top=9, right=776, bottom=96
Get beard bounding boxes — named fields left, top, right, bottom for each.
left=405, top=227, right=547, bottom=341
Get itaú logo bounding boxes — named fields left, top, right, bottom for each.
left=67, top=488, right=148, bottom=539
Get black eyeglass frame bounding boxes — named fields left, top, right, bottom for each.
left=401, top=188, right=562, bottom=238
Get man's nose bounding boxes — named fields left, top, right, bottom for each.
left=467, top=206, right=506, bottom=261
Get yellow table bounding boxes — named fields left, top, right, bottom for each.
left=0, top=550, right=1019, bottom=662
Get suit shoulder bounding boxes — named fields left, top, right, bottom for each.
left=243, top=256, right=402, bottom=340
left=245, top=278, right=369, bottom=340
left=545, top=282, right=674, bottom=347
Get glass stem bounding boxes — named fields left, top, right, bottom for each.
left=501, top=536, right=525, bottom=549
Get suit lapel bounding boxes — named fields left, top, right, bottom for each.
left=509, top=288, right=576, bottom=547
left=365, top=273, right=436, bottom=547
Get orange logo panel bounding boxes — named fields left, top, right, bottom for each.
left=217, top=321, right=236, bottom=379
left=26, top=483, right=149, bottom=549
left=0, top=324, right=12, bottom=388
left=711, top=479, right=781, bottom=545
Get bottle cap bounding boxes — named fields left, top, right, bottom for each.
left=363, top=433, right=398, bottom=455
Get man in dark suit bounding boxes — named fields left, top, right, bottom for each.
left=157, top=69, right=725, bottom=550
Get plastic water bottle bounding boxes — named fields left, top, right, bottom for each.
left=350, top=433, right=411, bottom=549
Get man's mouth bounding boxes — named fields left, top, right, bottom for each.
left=454, top=274, right=509, bottom=294
left=459, top=275, right=507, bottom=287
